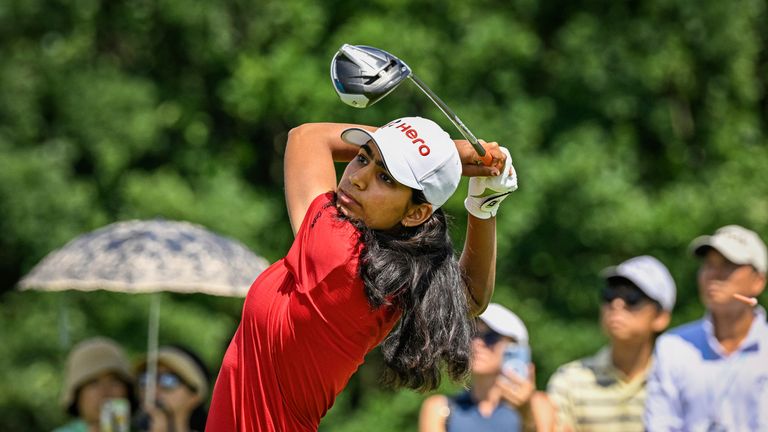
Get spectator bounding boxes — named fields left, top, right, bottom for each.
left=645, top=225, right=768, bottom=431
left=419, top=303, right=553, bottom=432
left=547, top=256, right=676, bottom=431
left=135, top=345, right=210, bottom=432
left=53, top=337, right=136, bottom=432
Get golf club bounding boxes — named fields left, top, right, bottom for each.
left=330, top=44, right=494, bottom=166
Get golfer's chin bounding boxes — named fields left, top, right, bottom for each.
left=336, top=202, right=368, bottom=227
left=336, top=202, right=357, bottom=219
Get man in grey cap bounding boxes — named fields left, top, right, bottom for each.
left=645, top=225, right=768, bottom=431
left=547, top=255, right=676, bottom=432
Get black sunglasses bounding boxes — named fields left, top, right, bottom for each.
left=473, top=330, right=503, bottom=346
left=601, top=287, right=656, bottom=310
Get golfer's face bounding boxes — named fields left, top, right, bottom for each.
left=337, top=143, right=415, bottom=230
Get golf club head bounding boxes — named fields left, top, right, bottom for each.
left=330, top=44, right=412, bottom=108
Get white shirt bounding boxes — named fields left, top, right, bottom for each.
left=645, top=307, right=768, bottom=431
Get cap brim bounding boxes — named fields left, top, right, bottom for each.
left=689, top=235, right=713, bottom=257
left=479, top=319, right=516, bottom=342
left=600, top=267, right=648, bottom=296
left=478, top=306, right=529, bottom=344
left=61, top=365, right=133, bottom=409
left=689, top=234, right=750, bottom=266
left=340, top=127, right=375, bottom=147
left=600, top=266, right=620, bottom=280
left=340, top=127, right=422, bottom=191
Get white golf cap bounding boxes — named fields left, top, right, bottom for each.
left=478, top=303, right=529, bottom=345
left=341, top=117, right=462, bottom=209
left=601, top=255, right=677, bottom=311
left=690, top=225, right=767, bottom=274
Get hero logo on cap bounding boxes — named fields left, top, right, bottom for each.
left=340, top=116, right=462, bottom=209
left=380, top=119, right=431, bottom=156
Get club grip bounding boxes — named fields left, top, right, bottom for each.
left=477, top=151, right=494, bottom=166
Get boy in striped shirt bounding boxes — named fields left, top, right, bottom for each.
left=546, top=256, right=676, bottom=432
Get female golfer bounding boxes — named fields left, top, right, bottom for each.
left=206, top=116, right=517, bottom=431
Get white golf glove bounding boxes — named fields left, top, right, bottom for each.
left=464, top=147, right=518, bottom=219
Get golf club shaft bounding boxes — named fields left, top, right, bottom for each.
left=407, top=74, right=493, bottom=166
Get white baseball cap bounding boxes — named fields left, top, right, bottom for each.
left=478, top=303, right=529, bottom=345
left=690, top=225, right=767, bottom=274
left=601, top=255, right=677, bottom=311
left=341, top=117, right=462, bottom=209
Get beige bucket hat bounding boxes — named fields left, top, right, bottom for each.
left=61, top=337, right=133, bottom=411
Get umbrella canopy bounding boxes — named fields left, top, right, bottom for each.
left=18, top=219, right=269, bottom=297
left=18, top=219, right=270, bottom=407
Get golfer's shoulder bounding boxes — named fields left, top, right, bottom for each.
left=288, top=193, right=360, bottom=273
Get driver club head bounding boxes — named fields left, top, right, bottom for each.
left=330, top=44, right=412, bottom=108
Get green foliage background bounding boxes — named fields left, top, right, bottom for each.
left=1, top=0, right=767, bottom=430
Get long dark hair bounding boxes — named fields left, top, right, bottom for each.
left=340, top=191, right=473, bottom=391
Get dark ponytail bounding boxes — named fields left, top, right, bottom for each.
left=344, top=191, right=473, bottom=391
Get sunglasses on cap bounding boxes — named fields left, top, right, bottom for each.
left=138, top=372, right=186, bottom=391
left=601, top=287, right=658, bottom=310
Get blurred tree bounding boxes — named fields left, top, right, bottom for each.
left=1, top=0, right=766, bottom=430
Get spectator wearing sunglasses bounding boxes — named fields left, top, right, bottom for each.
left=135, top=345, right=210, bottom=432
left=419, top=303, right=553, bottom=432
left=546, top=256, right=676, bottom=432
left=54, top=337, right=137, bottom=432
left=645, top=225, right=768, bottom=431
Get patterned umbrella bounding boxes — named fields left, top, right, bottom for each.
left=18, top=219, right=269, bottom=296
left=18, top=219, right=270, bottom=405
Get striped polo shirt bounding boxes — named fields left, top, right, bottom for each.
left=546, top=347, right=649, bottom=432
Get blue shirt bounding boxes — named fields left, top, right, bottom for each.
left=645, top=307, right=768, bottom=431
left=447, top=390, right=522, bottom=432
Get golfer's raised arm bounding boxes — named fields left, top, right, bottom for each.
left=460, top=215, right=497, bottom=315
left=456, top=140, right=517, bottom=316
left=284, top=123, right=369, bottom=235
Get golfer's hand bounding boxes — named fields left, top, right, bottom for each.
left=455, top=140, right=508, bottom=177
left=464, top=147, right=518, bottom=219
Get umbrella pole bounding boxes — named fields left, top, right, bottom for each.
left=57, top=293, right=70, bottom=349
left=145, top=293, right=161, bottom=408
